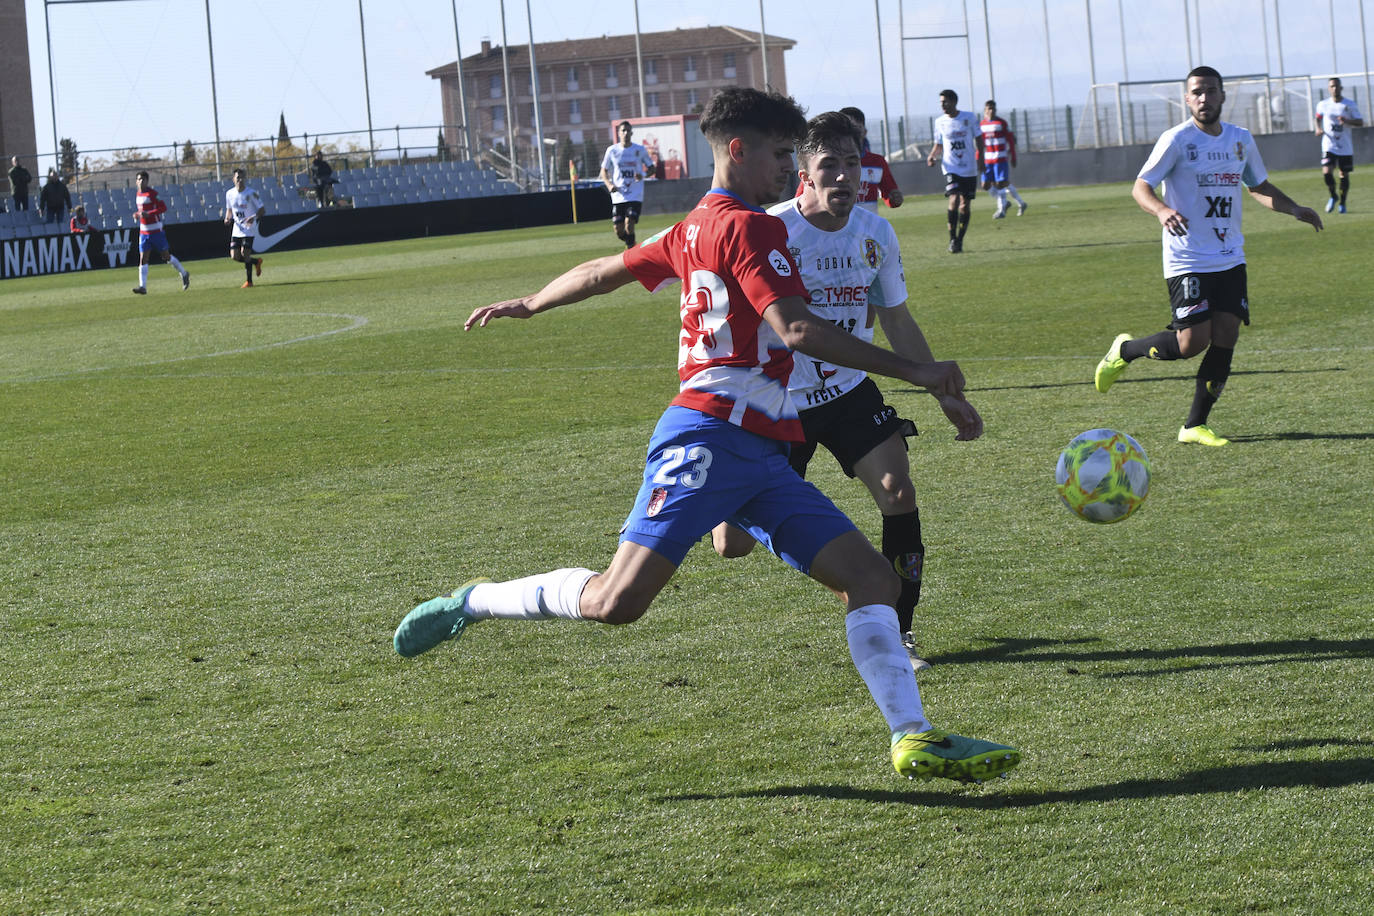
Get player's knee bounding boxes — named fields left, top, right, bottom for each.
left=874, top=477, right=915, bottom=515
left=711, top=525, right=756, bottom=559
left=579, top=585, right=652, bottom=625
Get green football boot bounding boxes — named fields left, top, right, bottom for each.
left=891, top=728, right=1021, bottom=783
left=393, top=578, right=490, bottom=658
left=1094, top=333, right=1132, bottom=393
left=1177, top=424, right=1229, bottom=447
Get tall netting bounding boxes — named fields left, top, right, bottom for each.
left=1084, top=75, right=1332, bottom=147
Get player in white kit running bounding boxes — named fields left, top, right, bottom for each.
left=713, top=111, right=983, bottom=673
left=1094, top=67, right=1323, bottom=446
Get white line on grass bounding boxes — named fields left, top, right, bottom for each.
left=1, top=312, right=369, bottom=383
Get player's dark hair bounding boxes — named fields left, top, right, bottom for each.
left=233, top=168, right=245, bottom=178
left=838, top=105, right=866, bottom=125
left=940, top=89, right=958, bottom=104
left=617, top=120, right=632, bottom=131
left=699, top=87, right=807, bottom=146
left=135, top=170, right=149, bottom=181
left=799, top=111, right=864, bottom=163
left=1187, top=66, right=1223, bottom=89
left=984, top=99, right=997, bottom=110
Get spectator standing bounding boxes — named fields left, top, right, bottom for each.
left=39, top=168, right=71, bottom=225
left=9, top=156, right=32, bottom=211
left=309, top=150, right=336, bottom=208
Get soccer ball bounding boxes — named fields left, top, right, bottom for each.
left=1054, top=428, right=1150, bottom=524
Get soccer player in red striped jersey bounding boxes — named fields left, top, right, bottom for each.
left=130, top=170, right=190, bottom=294
left=393, top=88, right=1019, bottom=785
left=977, top=100, right=1027, bottom=218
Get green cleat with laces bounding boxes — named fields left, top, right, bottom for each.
left=891, top=728, right=1021, bottom=783
left=394, top=578, right=490, bottom=658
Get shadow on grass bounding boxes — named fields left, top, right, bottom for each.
left=927, top=636, right=1374, bottom=678
left=669, top=756, right=1374, bottom=809
left=966, top=365, right=1343, bottom=394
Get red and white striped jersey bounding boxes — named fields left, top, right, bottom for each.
left=135, top=187, right=167, bottom=234
left=978, top=117, right=1017, bottom=165
left=623, top=189, right=809, bottom=442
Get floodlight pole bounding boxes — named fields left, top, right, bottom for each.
left=982, top=0, right=995, bottom=102
left=204, top=0, right=223, bottom=180
left=633, top=0, right=647, bottom=118
left=450, top=0, right=473, bottom=161
left=1362, top=0, right=1372, bottom=118
left=874, top=0, right=892, bottom=154
left=44, top=1, right=59, bottom=172
left=759, top=0, right=770, bottom=91
left=1085, top=0, right=1100, bottom=147
left=524, top=0, right=546, bottom=190
left=358, top=0, right=376, bottom=165
left=1042, top=0, right=1057, bottom=146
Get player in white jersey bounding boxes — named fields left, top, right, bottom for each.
left=223, top=169, right=266, bottom=288
left=1095, top=67, right=1322, bottom=446
left=926, top=89, right=980, bottom=252
left=712, top=111, right=982, bottom=672
left=1315, top=77, right=1365, bottom=213
left=599, top=121, right=656, bottom=249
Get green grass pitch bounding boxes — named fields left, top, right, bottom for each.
left=3, top=171, right=1371, bottom=913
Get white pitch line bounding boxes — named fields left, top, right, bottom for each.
left=1, top=312, right=369, bottom=383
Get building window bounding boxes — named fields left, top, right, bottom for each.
left=569, top=98, right=582, bottom=124
left=567, top=65, right=579, bottom=91
left=608, top=96, right=621, bottom=116
left=491, top=106, right=505, bottom=130
left=645, top=59, right=658, bottom=85
left=686, top=89, right=700, bottom=109
left=489, top=74, right=502, bottom=99
left=722, top=51, right=736, bottom=79
left=570, top=128, right=584, bottom=144
left=605, top=62, right=618, bottom=88
left=683, top=55, right=697, bottom=81
left=646, top=92, right=660, bottom=117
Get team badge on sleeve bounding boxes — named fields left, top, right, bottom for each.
left=768, top=249, right=793, bottom=276
left=863, top=238, right=879, bottom=268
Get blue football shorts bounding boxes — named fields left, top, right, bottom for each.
left=981, top=161, right=1010, bottom=185
left=138, top=230, right=170, bottom=253
left=621, top=406, right=858, bottom=571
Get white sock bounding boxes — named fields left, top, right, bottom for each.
left=139, top=264, right=149, bottom=288
left=998, top=189, right=1009, bottom=210
left=1008, top=185, right=1025, bottom=204
left=466, top=568, right=594, bottom=621
left=845, top=604, right=930, bottom=735
left=168, top=255, right=186, bottom=275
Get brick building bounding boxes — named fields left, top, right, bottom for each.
left=427, top=25, right=793, bottom=172
left=0, top=0, right=39, bottom=190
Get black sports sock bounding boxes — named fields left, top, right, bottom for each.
left=1185, top=344, right=1234, bottom=428
left=245, top=258, right=254, bottom=283
left=883, top=510, right=924, bottom=634
left=1121, top=331, right=1183, bottom=362
left=946, top=209, right=958, bottom=239
left=956, top=211, right=970, bottom=240
left=624, top=232, right=636, bottom=248
left=1324, top=172, right=1338, bottom=196
left=1339, top=176, right=1349, bottom=205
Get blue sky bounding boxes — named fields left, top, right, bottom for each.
left=22, top=0, right=1370, bottom=159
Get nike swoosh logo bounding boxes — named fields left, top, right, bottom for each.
left=253, top=215, right=318, bottom=252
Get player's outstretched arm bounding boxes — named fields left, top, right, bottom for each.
left=877, top=304, right=982, bottom=440
left=1247, top=180, right=1323, bottom=231
left=765, top=297, right=965, bottom=400
left=466, top=254, right=637, bottom=330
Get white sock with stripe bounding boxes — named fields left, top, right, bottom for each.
left=465, top=568, right=594, bottom=621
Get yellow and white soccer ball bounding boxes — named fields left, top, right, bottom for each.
left=1054, top=428, right=1150, bottom=524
